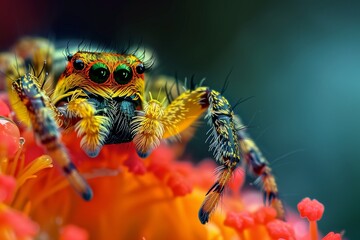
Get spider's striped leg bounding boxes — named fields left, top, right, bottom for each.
left=197, top=88, right=241, bottom=224
left=12, top=73, right=93, bottom=200
left=235, top=117, right=285, bottom=219
left=131, top=86, right=241, bottom=224
left=63, top=95, right=111, bottom=158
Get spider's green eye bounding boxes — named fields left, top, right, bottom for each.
left=73, top=59, right=85, bottom=70
left=89, top=62, right=109, bottom=83
left=114, top=64, right=133, bottom=84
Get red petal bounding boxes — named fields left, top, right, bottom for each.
left=266, top=219, right=295, bottom=240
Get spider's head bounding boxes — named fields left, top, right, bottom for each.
left=52, top=52, right=146, bottom=105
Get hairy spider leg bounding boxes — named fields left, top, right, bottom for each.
left=131, top=86, right=241, bottom=224
left=62, top=91, right=111, bottom=158
left=131, top=87, right=208, bottom=157
left=235, top=116, right=285, bottom=219
left=11, top=73, right=93, bottom=200
left=198, top=88, right=241, bottom=224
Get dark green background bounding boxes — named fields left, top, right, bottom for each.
left=1, top=0, right=358, bottom=238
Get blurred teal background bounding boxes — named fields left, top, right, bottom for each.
left=1, top=0, right=359, bottom=238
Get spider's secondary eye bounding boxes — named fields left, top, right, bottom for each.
left=135, top=63, right=145, bottom=74
left=114, top=64, right=133, bottom=84
left=89, top=62, right=110, bottom=83
left=73, top=59, right=85, bottom=70
left=67, top=55, right=73, bottom=61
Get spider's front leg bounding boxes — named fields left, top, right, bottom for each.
left=11, top=73, right=93, bottom=200
left=131, top=85, right=284, bottom=224
left=61, top=92, right=111, bottom=158
left=131, top=87, right=241, bottom=223
left=197, top=87, right=242, bottom=224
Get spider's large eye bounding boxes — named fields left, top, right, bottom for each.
left=135, top=63, right=145, bottom=74
left=89, top=62, right=110, bottom=83
left=73, top=59, right=85, bottom=70
left=114, top=64, right=133, bottom=84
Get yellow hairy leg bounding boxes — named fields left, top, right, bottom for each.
left=132, top=98, right=166, bottom=157
left=132, top=84, right=242, bottom=224
left=131, top=87, right=208, bottom=157
left=162, top=87, right=208, bottom=138
left=66, top=97, right=110, bottom=157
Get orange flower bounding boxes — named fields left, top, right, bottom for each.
left=24, top=131, right=239, bottom=239
left=0, top=96, right=344, bottom=240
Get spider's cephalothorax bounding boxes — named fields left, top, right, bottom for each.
left=52, top=52, right=146, bottom=157
left=4, top=38, right=285, bottom=225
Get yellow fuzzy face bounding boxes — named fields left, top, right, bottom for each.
left=52, top=52, right=145, bottom=105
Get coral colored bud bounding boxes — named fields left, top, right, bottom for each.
left=166, top=172, right=192, bottom=196
left=266, top=219, right=295, bottom=240
left=224, top=211, right=254, bottom=232
left=297, top=197, right=324, bottom=221
left=147, top=161, right=170, bottom=180
left=123, top=153, right=146, bottom=175
left=147, top=146, right=177, bottom=180
left=60, top=225, right=89, bottom=240
left=322, top=232, right=342, bottom=240
left=0, top=117, right=20, bottom=158
left=224, top=212, right=243, bottom=231
left=238, top=212, right=255, bottom=228
left=253, top=206, right=277, bottom=224
left=0, top=175, right=17, bottom=202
